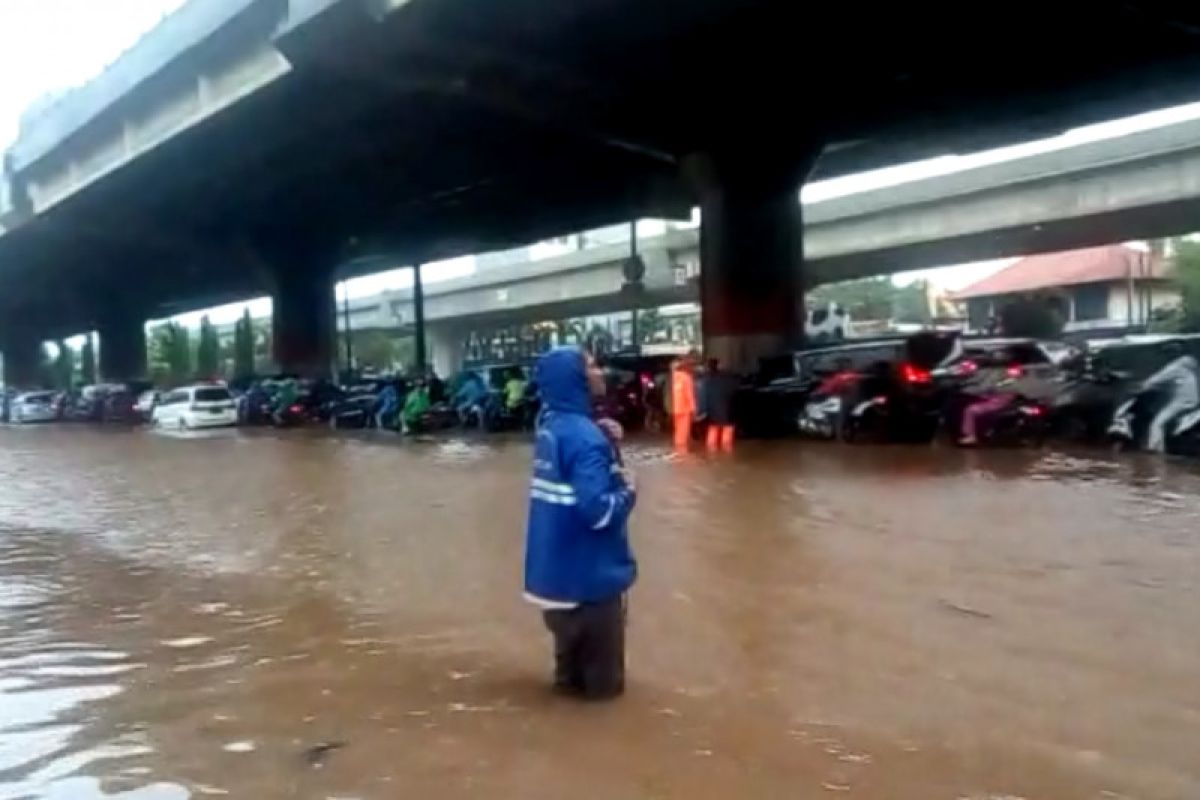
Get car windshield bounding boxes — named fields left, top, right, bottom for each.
left=20, top=393, right=54, bottom=404
left=194, top=388, right=232, bottom=403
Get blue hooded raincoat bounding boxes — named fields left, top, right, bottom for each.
left=524, top=348, right=637, bottom=604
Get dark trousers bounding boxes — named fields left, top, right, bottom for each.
left=542, top=595, right=626, bottom=700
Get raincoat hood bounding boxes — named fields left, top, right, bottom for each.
left=536, top=347, right=592, bottom=415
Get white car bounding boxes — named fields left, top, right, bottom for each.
left=11, top=391, right=60, bottom=423
left=152, top=385, right=237, bottom=430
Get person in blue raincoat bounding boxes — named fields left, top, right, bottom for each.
left=373, top=381, right=400, bottom=430
left=451, top=370, right=487, bottom=425
left=524, top=347, right=637, bottom=700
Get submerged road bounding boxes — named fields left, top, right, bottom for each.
left=0, top=427, right=1197, bottom=798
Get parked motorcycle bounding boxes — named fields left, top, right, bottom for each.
left=482, top=392, right=537, bottom=432
left=798, top=394, right=845, bottom=439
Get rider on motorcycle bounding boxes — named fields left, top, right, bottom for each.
left=271, top=379, right=299, bottom=424
left=1140, top=345, right=1199, bottom=452
left=958, top=348, right=1059, bottom=446
left=451, top=371, right=488, bottom=425
left=374, top=381, right=401, bottom=430
left=504, top=368, right=528, bottom=411
left=401, top=379, right=431, bottom=434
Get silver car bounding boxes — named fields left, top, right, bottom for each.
left=11, top=392, right=60, bottom=424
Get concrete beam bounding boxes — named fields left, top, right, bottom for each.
left=805, top=146, right=1200, bottom=279
left=8, top=0, right=269, bottom=173
left=23, top=41, right=291, bottom=215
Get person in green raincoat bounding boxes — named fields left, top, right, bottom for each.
left=271, top=379, right=299, bottom=424
left=401, top=379, right=431, bottom=434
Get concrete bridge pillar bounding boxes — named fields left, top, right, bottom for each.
left=98, top=314, right=148, bottom=383
left=427, top=323, right=464, bottom=379
left=272, top=268, right=335, bottom=378
left=1, top=333, right=45, bottom=388
left=691, top=152, right=813, bottom=373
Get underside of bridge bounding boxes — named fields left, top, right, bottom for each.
left=5, top=0, right=1200, bottom=377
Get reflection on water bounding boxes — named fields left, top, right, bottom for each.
left=0, top=427, right=1197, bottom=798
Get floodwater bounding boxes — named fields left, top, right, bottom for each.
left=0, top=427, right=1197, bottom=799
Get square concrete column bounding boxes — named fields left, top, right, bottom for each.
left=98, top=315, right=148, bottom=383
left=697, top=175, right=805, bottom=373
left=1, top=333, right=45, bottom=388
left=685, top=146, right=819, bottom=373
left=427, top=323, right=464, bottom=379
left=272, top=268, right=335, bottom=379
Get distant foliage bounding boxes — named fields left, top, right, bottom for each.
left=233, top=310, right=255, bottom=380
left=80, top=335, right=97, bottom=385
left=809, top=276, right=931, bottom=323
left=49, top=340, right=74, bottom=390
left=1172, top=239, right=1200, bottom=333
left=196, top=316, right=221, bottom=379
left=149, top=323, right=192, bottom=386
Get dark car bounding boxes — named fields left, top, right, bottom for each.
left=326, top=380, right=390, bottom=429
left=836, top=331, right=964, bottom=443
left=102, top=387, right=142, bottom=424
left=63, top=385, right=112, bottom=422
left=743, top=339, right=908, bottom=438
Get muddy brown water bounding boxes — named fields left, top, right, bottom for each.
left=0, top=426, right=1197, bottom=799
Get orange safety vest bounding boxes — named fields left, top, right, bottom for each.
left=671, top=366, right=696, bottom=416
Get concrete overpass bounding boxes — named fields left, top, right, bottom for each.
left=7, top=0, right=1200, bottom=382
left=334, top=112, right=1200, bottom=364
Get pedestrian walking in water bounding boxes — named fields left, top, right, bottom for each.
left=670, top=354, right=697, bottom=448
left=525, top=347, right=638, bottom=700
left=703, top=357, right=737, bottom=449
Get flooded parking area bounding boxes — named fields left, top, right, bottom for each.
left=0, top=426, right=1197, bottom=798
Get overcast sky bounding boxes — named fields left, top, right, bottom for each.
left=4, top=1, right=1200, bottom=334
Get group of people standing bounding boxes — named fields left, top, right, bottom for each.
left=667, top=352, right=737, bottom=450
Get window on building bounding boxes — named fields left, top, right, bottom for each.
left=1072, top=284, right=1108, bottom=322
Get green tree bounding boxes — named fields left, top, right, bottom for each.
left=394, top=335, right=416, bottom=373
left=51, top=340, right=75, bottom=389
left=252, top=318, right=272, bottom=374
left=998, top=296, right=1066, bottom=338
left=233, top=309, right=256, bottom=379
left=810, top=277, right=896, bottom=320
left=150, top=323, right=192, bottom=386
left=636, top=308, right=672, bottom=344
left=80, top=334, right=97, bottom=385
left=196, top=315, right=220, bottom=379
left=892, top=280, right=933, bottom=324
left=347, top=329, right=397, bottom=371
left=1171, top=239, right=1200, bottom=332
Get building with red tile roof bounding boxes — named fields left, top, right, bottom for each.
left=954, top=245, right=1179, bottom=333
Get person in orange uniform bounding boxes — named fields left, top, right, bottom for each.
left=670, top=355, right=697, bottom=448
